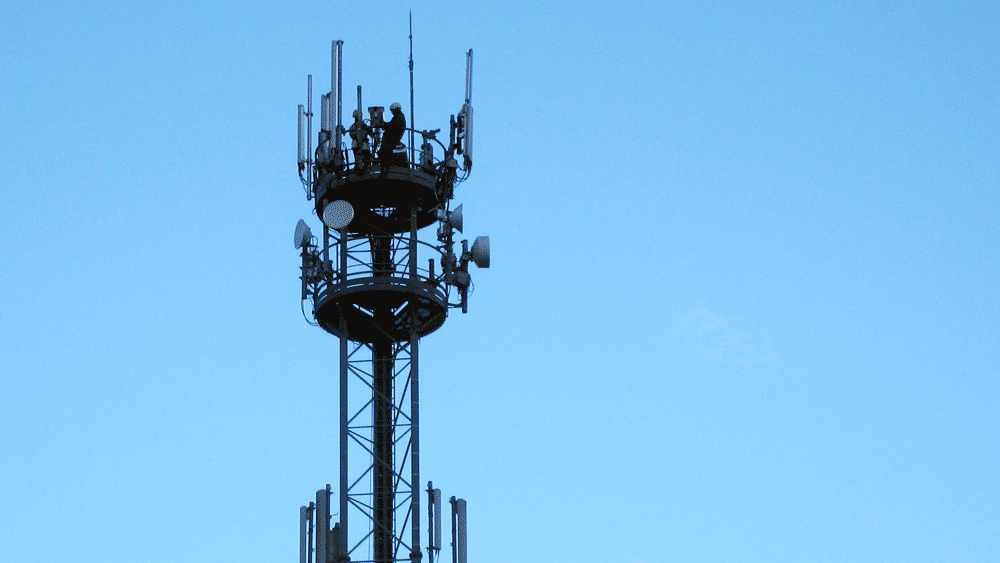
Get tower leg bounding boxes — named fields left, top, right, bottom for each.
left=410, top=332, right=421, bottom=563
left=339, top=230, right=350, bottom=554
left=339, top=333, right=349, bottom=557
left=373, top=335, right=394, bottom=563
left=409, top=209, right=423, bottom=563
left=372, top=231, right=395, bottom=563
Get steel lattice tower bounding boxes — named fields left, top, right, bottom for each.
left=293, top=36, right=486, bottom=563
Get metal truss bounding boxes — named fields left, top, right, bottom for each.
left=340, top=335, right=421, bottom=563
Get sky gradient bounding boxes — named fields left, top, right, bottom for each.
left=2, top=1, right=998, bottom=562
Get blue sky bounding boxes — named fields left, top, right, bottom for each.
left=2, top=1, right=998, bottom=561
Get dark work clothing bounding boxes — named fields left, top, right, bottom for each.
left=378, top=112, right=406, bottom=161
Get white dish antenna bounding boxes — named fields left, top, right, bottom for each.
left=323, top=200, right=355, bottom=230
left=294, top=219, right=312, bottom=249
left=471, top=236, right=490, bottom=268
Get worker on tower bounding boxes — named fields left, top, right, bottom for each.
left=347, top=109, right=373, bottom=171
left=378, top=102, right=406, bottom=176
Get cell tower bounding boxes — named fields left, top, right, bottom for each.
left=293, top=30, right=487, bottom=563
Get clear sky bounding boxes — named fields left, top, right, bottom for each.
left=2, top=1, right=998, bottom=561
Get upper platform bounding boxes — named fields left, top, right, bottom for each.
left=313, top=164, right=449, bottom=235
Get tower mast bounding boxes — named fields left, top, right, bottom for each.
left=294, top=34, right=488, bottom=563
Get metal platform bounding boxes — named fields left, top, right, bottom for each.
left=314, top=275, right=448, bottom=343
left=314, top=166, right=444, bottom=235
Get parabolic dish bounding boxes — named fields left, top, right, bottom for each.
left=471, top=236, right=490, bottom=268
left=294, top=219, right=311, bottom=249
left=323, top=200, right=355, bottom=230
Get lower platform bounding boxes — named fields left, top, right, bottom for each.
left=313, top=276, right=448, bottom=343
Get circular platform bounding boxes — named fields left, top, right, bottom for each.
left=314, top=167, right=443, bottom=235
left=313, top=276, right=448, bottom=343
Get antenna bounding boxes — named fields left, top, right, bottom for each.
left=462, top=49, right=473, bottom=168
left=299, top=505, right=310, bottom=563
left=333, top=40, right=343, bottom=153
left=427, top=483, right=442, bottom=563
left=449, top=497, right=468, bottom=563
left=315, top=487, right=330, bottom=563
left=457, top=498, right=467, bottom=563
left=471, top=236, right=490, bottom=268
left=320, top=93, right=330, bottom=132
left=465, top=49, right=473, bottom=105
left=322, top=200, right=354, bottom=230
left=307, top=75, right=313, bottom=198
left=409, top=12, right=415, bottom=165
left=298, top=105, right=305, bottom=168
left=449, top=204, right=464, bottom=233
left=434, top=488, right=443, bottom=553
left=447, top=49, right=474, bottom=175
left=294, top=219, right=312, bottom=249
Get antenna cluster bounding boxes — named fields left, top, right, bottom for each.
left=292, top=33, right=489, bottom=563
left=425, top=483, right=468, bottom=563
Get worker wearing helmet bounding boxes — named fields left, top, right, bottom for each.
left=378, top=102, right=407, bottom=176
left=348, top=109, right=373, bottom=170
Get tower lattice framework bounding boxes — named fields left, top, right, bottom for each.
left=293, top=37, right=485, bottom=563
